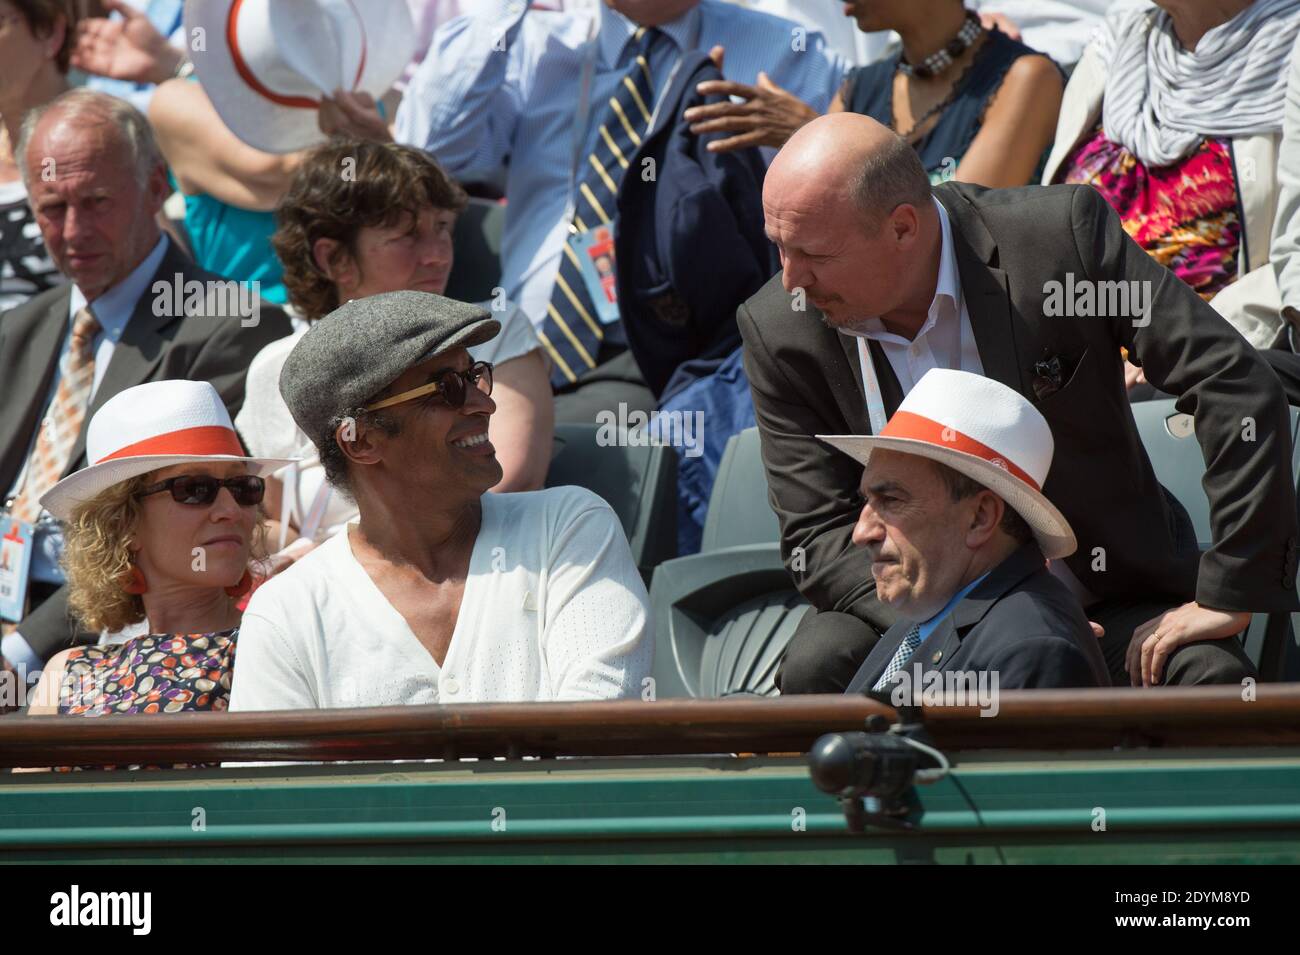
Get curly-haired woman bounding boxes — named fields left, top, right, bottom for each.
left=235, top=139, right=553, bottom=563
left=25, top=379, right=290, bottom=718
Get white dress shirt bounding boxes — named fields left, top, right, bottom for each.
left=839, top=199, right=1095, bottom=606
left=841, top=198, right=984, bottom=432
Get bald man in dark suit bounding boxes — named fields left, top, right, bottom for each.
left=741, top=114, right=1296, bottom=692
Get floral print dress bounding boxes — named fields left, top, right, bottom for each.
left=57, top=629, right=237, bottom=716
left=53, top=629, right=237, bottom=771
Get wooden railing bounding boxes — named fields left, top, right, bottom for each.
left=3, top=686, right=1300, bottom=769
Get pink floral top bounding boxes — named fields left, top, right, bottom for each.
left=1059, top=127, right=1242, bottom=300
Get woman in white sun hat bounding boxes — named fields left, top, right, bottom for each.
left=146, top=0, right=416, bottom=308
left=25, top=379, right=293, bottom=720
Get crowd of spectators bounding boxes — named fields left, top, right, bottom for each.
left=3, top=0, right=1300, bottom=740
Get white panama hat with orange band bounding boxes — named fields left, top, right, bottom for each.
left=40, top=380, right=296, bottom=522
left=817, top=367, right=1077, bottom=559
left=184, top=0, right=417, bottom=155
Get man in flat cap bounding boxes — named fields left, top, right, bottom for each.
left=228, top=291, right=652, bottom=709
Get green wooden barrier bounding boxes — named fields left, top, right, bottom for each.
left=4, top=692, right=1300, bottom=863
left=3, top=754, right=1300, bottom=863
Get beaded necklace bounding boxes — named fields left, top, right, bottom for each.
left=897, top=10, right=984, bottom=79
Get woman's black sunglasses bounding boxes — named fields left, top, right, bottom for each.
left=364, top=361, right=494, bottom=412
left=135, top=474, right=266, bottom=507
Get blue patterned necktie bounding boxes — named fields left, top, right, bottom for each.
left=872, top=624, right=923, bottom=692
left=539, top=26, right=665, bottom=387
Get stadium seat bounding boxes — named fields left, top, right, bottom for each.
left=650, top=544, right=809, bottom=698
left=445, top=197, right=506, bottom=303
left=652, top=427, right=807, bottom=698
left=1129, top=403, right=1214, bottom=547
left=545, top=423, right=678, bottom=582
left=700, top=427, right=781, bottom=551
left=1132, top=399, right=1300, bottom=680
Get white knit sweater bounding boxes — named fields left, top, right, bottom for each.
left=228, top=487, right=652, bottom=709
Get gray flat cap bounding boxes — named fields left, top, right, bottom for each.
left=279, top=290, right=500, bottom=439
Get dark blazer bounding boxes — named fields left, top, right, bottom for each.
left=0, top=238, right=291, bottom=660
left=740, top=182, right=1300, bottom=636
left=845, top=544, right=1110, bottom=693
left=616, top=51, right=775, bottom=398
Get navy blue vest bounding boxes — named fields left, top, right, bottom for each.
left=844, top=29, right=1056, bottom=183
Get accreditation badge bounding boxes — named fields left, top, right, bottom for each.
left=570, top=226, right=621, bottom=325
left=0, top=517, right=34, bottom=622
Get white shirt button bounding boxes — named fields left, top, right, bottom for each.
left=910, top=344, right=922, bottom=357
left=444, top=677, right=460, bottom=695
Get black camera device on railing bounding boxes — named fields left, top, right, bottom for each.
left=807, top=701, right=948, bottom=833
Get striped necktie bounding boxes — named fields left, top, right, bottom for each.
left=9, top=307, right=101, bottom=523
left=872, top=624, right=923, bottom=692
left=539, top=26, right=665, bottom=387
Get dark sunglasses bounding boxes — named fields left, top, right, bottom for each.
left=135, top=474, right=266, bottom=507
left=364, top=361, right=494, bottom=412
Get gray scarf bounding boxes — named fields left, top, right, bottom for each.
left=1095, top=0, right=1300, bottom=167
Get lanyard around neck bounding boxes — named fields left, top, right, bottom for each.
left=853, top=292, right=976, bottom=435
left=566, top=22, right=601, bottom=219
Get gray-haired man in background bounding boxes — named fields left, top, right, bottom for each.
left=0, top=88, right=289, bottom=682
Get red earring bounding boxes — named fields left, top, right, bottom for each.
left=224, top=569, right=254, bottom=598
left=123, top=566, right=148, bottom=595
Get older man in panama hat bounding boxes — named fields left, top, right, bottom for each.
left=228, top=290, right=651, bottom=711
left=820, top=368, right=1110, bottom=695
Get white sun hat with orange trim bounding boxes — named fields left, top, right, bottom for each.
left=40, top=380, right=296, bottom=522
left=817, top=368, right=1076, bottom=559
left=184, top=0, right=417, bottom=155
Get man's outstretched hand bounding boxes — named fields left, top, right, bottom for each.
left=685, top=45, right=819, bottom=152
left=71, top=0, right=183, bottom=85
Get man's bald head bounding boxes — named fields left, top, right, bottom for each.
left=769, top=113, right=931, bottom=232
left=763, top=113, right=940, bottom=331
left=17, top=88, right=163, bottom=190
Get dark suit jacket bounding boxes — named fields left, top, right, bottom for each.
left=616, top=51, right=776, bottom=398
left=0, top=238, right=292, bottom=660
left=740, top=182, right=1300, bottom=636
left=845, top=544, right=1110, bottom=693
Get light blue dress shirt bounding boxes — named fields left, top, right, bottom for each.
left=914, top=571, right=991, bottom=648
left=395, top=0, right=846, bottom=329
